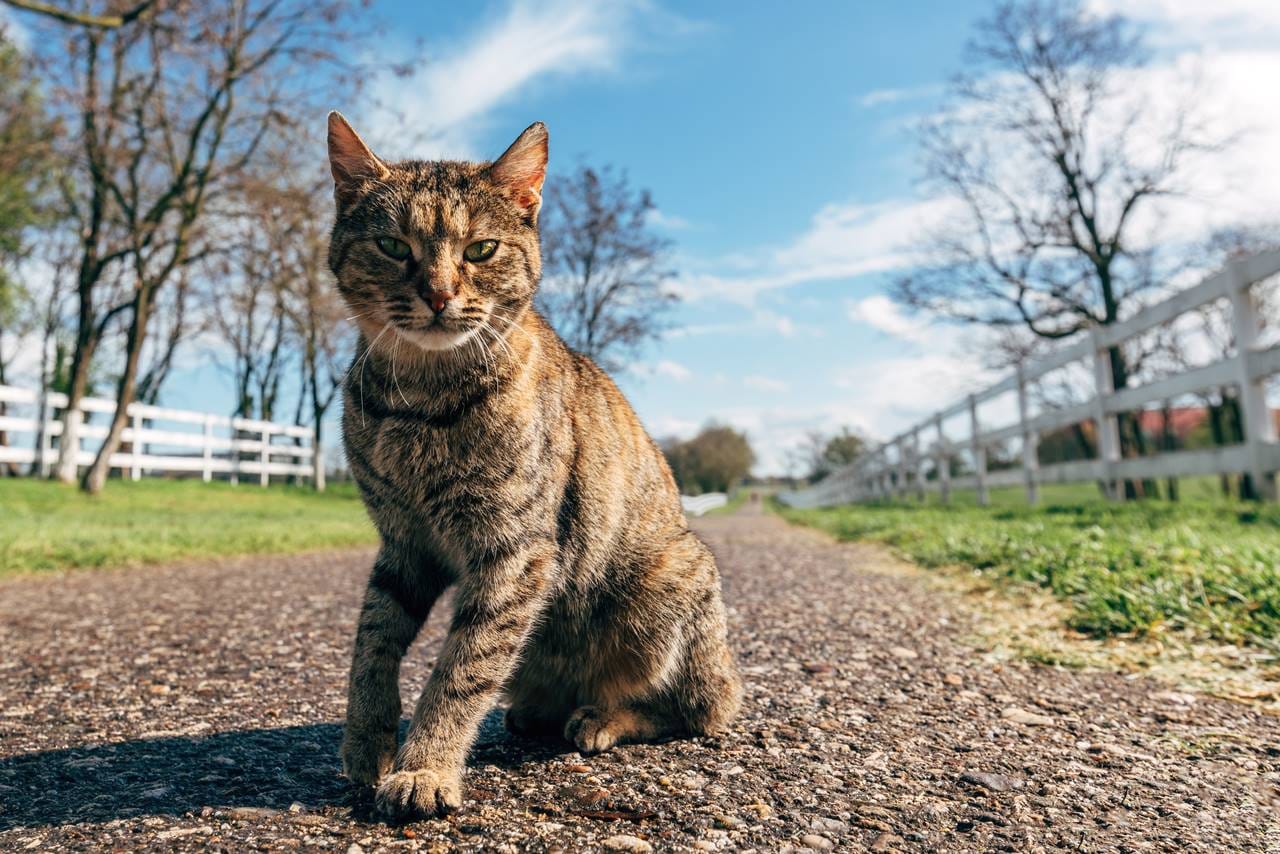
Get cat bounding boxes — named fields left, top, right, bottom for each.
left=326, top=112, right=742, bottom=820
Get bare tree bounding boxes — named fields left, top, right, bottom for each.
left=25, top=0, right=357, bottom=493
left=281, top=183, right=349, bottom=487
left=788, top=427, right=867, bottom=483
left=1, top=0, right=158, bottom=30
left=537, top=164, right=677, bottom=373
left=895, top=0, right=1224, bottom=497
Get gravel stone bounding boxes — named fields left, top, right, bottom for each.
left=1, top=506, right=1278, bottom=851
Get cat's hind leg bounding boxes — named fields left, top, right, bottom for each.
left=504, top=669, right=575, bottom=737
left=564, top=533, right=741, bottom=755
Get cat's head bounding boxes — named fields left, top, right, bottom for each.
left=326, top=112, right=547, bottom=354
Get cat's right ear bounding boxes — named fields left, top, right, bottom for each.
left=327, top=111, right=388, bottom=203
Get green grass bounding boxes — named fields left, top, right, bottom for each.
left=0, top=478, right=377, bottom=574
left=778, top=491, right=1280, bottom=649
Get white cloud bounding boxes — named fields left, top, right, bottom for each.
left=364, top=0, right=649, bottom=159
left=856, top=83, right=943, bottom=108
left=653, top=359, right=692, bottom=381
left=847, top=295, right=936, bottom=347
left=1089, top=0, right=1280, bottom=45
left=676, top=197, right=959, bottom=305
left=647, top=209, right=692, bottom=230
left=742, top=375, right=788, bottom=394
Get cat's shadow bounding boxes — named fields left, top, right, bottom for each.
left=0, top=708, right=575, bottom=831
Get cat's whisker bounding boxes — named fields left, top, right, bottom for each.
left=390, top=331, right=411, bottom=407
left=353, top=324, right=392, bottom=428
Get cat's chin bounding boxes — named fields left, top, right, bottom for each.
left=392, top=324, right=481, bottom=353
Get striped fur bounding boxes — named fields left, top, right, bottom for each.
left=327, top=114, right=741, bottom=820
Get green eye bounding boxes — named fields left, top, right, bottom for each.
left=376, top=236, right=412, bottom=260
left=463, top=239, right=498, bottom=262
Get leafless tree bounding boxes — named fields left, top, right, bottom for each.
left=282, top=185, right=350, bottom=483
left=21, top=0, right=358, bottom=493
left=1, top=0, right=158, bottom=30
left=537, top=164, right=677, bottom=374
left=895, top=0, right=1225, bottom=498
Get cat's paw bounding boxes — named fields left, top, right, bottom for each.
left=340, top=726, right=397, bottom=787
left=375, top=766, right=463, bottom=819
left=564, top=705, right=620, bottom=755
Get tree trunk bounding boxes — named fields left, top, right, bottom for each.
left=1160, top=401, right=1178, bottom=501
left=1107, top=345, right=1159, bottom=499
left=0, top=360, right=16, bottom=477
left=1207, top=396, right=1232, bottom=496
left=82, top=288, right=152, bottom=494
left=55, top=307, right=99, bottom=483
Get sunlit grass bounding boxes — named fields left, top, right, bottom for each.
left=778, top=488, right=1280, bottom=649
left=0, top=478, right=377, bottom=574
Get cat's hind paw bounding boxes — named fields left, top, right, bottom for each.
left=564, top=705, right=621, bottom=755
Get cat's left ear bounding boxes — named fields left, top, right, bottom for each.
left=327, top=111, right=389, bottom=205
left=488, top=122, right=548, bottom=217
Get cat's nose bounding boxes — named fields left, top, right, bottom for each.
left=426, top=290, right=453, bottom=314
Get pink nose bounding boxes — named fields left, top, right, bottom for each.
left=428, top=292, right=453, bottom=313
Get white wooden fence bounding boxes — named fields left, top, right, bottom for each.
left=0, top=382, right=323, bottom=488
left=781, top=250, right=1280, bottom=509
left=681, top=492, right=728, bottom=516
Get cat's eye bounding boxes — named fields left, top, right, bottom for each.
left=376, top=236, right=412, bottom=261
left=463, top=239, right=498, bottom=263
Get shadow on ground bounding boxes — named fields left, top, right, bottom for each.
left=0, top=709, right=573, bottom=831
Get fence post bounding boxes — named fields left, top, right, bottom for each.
left=260, top=427, right=270, bottom=487
left=934, top=413, right=951, bottom=504
left=895, top=438, right=907, bottom=500
left=968, top=394, right=988, bottom=507
left=1090, top=328, right=1121, bottom=500
left=35, top=385, right=52, bottom=478
left=313, top=435, right=326, bottom=492
left=202, top=416, right=214, bottom=483
left=911, top=427, right=925, bottom=502
left=60, top=405, right=83, bottom=478
left=130, top=405, right=142, bottom=481
left=1229, top=263, right=1278, bottom=500
left=1016, top=362, right=1040, bottom=505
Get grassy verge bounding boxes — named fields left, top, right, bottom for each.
left=777, top=492, right=1280, bottom=650
left=0, top=478, right=377, bottom=575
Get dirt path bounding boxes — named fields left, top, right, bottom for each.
left=1, top=506, right=1278, bottom=852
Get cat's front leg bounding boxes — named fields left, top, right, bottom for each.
left=342, top=546, right=446, bottom=787
left=375, top=545, right=554, bottom=819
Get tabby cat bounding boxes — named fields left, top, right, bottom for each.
left=327, top=113, right=741, bottom=820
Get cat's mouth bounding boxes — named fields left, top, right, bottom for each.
left=392, top=321, right=482, bottom=352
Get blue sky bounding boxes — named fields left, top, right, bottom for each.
left=11, top=0, right=1276, bottom=474
left=350, top=0, right=990, bottom=474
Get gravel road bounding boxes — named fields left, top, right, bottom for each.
left=2, top=505, right=1278, bottom=852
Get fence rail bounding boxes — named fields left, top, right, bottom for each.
left=681, top=492, right=728, bottom=516
left=0, top=382, right=323, bottom=488
left=780, top=250, right=1280, bottom=509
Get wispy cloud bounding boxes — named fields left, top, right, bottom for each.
left=675, top=197, right=958, bottom=305
left=365, top=0, right=660, bottom=158
left=653, top=359, right=693, bottom=381
left=847, top=295, right=940, bottom=348
left=856, top=83, right=943, bottom=108
left=743, top=375, right=788, bottom=394
left=647, top=209, right=693, bottom=230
